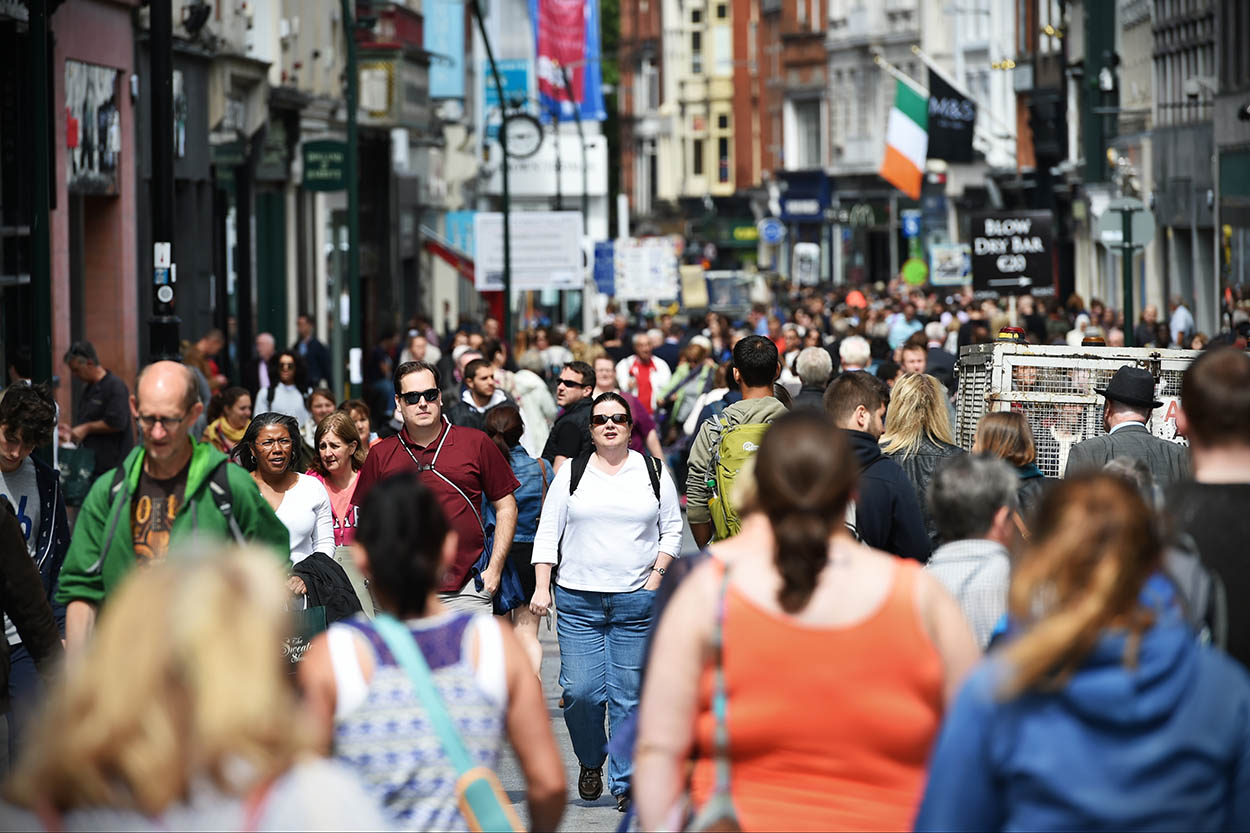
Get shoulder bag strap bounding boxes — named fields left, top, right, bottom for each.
left=371, top=613, right=475, bottom=775
left=206, top=459, right=246, bottom=544
left=537, top=457, right=549, bottom=504
left=400, top=421, right=486, bottom=539
left=709, top=560, right=733, bottom=793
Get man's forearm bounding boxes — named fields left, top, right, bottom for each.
left=79, top=419, right=115, bottom=436
left=489, top=501, right=517, bottom=574
left=691, top=522, right=712, bottom=549
left=65, top=600, right=97, bottom=653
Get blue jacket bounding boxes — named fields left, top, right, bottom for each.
left=13, top=457, right=70, bottom=635
left=503, top=446, right=548, bottom=543
left=916, top=580, right=1250, bottom=832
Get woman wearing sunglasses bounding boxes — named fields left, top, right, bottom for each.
left=530, top=392, right=684, bottom=813
left=255, top=351, right=311, bottom=426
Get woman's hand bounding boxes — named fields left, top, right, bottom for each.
left=287, top=576, right=307, bottom=596
left=529, top=586, right=552, bottom=617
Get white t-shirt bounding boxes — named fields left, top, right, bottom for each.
left=532, top=450, right=684, bottom=592
left=274, top=473, right=335, bottom=563
left=255, top=384, right=311, bottom=426
left=0, top=457, right=41, bottom=645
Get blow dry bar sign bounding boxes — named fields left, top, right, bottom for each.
left=970, top=211, right=1055, bottom=298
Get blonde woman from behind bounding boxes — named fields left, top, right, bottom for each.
left=1, top=547, right=385, bottom=831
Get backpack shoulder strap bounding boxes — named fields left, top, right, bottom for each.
left=205, top=459, right=246, bottom=544
left=568, top=452, right=592, bottom=496
left=643, top=454, right=662, bottom=502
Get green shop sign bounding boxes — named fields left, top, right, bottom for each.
left=302, top=140, right=348, bottom=191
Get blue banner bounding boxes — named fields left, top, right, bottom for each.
left=528, top=0, right=607, bottom=123
left=426, top=0, right=466, bottom=99
left=445, top=211, right=476, bottom=255
left=593, top=240, right=615, bottom=294
left=482, top=59, right=532, bottom=139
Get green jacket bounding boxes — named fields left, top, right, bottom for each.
left=56, top=439, right=290, bottom=607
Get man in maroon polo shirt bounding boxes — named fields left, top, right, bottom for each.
left=352, top=360, right=519, bottom=612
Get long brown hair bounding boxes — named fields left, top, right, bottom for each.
left=747, top=410, right=858, bottom=613
left=975, top=410, right=1037, bottom=467
left=309, top=411, right=367, bottom=476
left=483, top=404, right=524, bottom=460
left=1001, top=474, right=1162, bottom=697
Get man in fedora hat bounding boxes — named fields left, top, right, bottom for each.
left=1065, top=365, right=1191, bottom=489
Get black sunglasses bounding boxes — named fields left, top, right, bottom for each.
left=557, top=377, right=589, bottom=388
left=400, top=388, right=440, bottom=405
left=591, top=413, right=631, bottom=426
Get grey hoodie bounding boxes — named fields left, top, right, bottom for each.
left=685, top=395, right=789, bottom=525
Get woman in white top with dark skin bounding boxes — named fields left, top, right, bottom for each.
left=530, top=391, right=684, bottom=812
left=233, top=413, right=334, bottom=594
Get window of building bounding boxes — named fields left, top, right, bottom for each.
left=692, top=31, right=703, bottom=73
left=793, top=98, right=822, bottom=168
left=640, top=56, right=660, bottom=110
left=718, top=113, right=730, bottom=129
left=718, top=136, right=730, bottom=183
left=716, top=3, right=728, bottom=19
left=714, top=26, right=731, bottom=74
left=692, top=8, right=703, bottom=23
left=693, top=138, right=705, bottom=175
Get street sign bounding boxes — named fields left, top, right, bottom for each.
left=1094, top=197, right=1155, bottom=249
left=793, top=242, right=820, bottom=286
left=302, top=140, right=348, bottom=191
left=473, top=210, right=584, bottom=291
left=970, top=210, right=1055, bottom=298
left=901, top=209, right=922, bottom=239
left=758, top=217, right=786, bottom=245
left=930, top=242, right=971, bottom=286
left=592, top=240, right=615, bottom=295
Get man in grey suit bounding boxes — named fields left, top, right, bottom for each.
left=1065, top=365, right=1191, bottom=489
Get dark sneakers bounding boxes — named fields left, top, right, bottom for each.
left=616, top=793, right=631, bottom=813
left=577, top=765, right=604, bottom=801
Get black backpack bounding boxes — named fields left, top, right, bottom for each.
left=568, top=451, right=663, bottom=502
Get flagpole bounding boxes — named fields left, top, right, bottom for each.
left=873, top=54, right=928, bottom=97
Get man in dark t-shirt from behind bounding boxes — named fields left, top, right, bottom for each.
left=1167, top=347, right=1250, bottom=669
left=59, top=341, right=133, bottom=480
left=541, top=361, right=594, bottom=473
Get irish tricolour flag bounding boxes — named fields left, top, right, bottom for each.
left=879, top=80, right=928, bottom=200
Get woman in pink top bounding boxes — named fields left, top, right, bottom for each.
left=307, top=411, right=367, bottom=546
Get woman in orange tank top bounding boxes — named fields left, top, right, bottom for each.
left=634, top=411, right=979, bottom=832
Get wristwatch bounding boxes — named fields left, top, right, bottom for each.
left=652, top=566, right=667, bottom=576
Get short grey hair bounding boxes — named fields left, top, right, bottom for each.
left=924, top=321, right=945, bottom=342
left=928, top=454, right=1018, bottom=541
left=838, top=335, right=871, bottom=368
left=795, top=347, right=833, bottom=387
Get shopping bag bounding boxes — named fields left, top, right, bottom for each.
left=284, top=596, right=328, bottom=668
left=58, top=445, right=96, bottom=507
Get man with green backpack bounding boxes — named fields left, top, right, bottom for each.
left=686, top=335, right=788, bottom=548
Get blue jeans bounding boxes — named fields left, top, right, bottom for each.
left=7, top=642, right=41, bottom=762
left=555, top=585, right=656, bottom=798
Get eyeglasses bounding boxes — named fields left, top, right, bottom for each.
left=557, top=377, right=588, bottom=388
left=278, top=361, right=295, bottom=369
left=137, top=413, right=186, bottom=432
left=400, top=388, right=440, bottom=405
left=257, top=437, right=293, bottom=449
left=591, top=413, right=631, bottom=426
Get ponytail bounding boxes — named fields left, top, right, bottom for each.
left=770, top=509, right=834, bottom=612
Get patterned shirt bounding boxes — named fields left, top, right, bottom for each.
left=925, top=539, right=1011, bottom=649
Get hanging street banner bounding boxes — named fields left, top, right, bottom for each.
left=529, top=0, right=607, bottom=122
left=926, top=70, right=977, bottom=163
left=970, top=211, right=1055, bottom=298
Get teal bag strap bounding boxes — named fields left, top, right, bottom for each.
left=371, top=613, right=475, bottom=774
left=710, top=560, right=733, bottom=791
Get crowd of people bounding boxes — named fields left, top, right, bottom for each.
left=0, top=281, right=1248, bottom=830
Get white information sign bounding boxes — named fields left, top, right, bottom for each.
left=473, top=211, right=584, bottom=291
left=614, top=237, right=680, bottom=301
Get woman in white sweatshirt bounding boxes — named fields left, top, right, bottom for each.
left=529, top=392, right=684, bottom=812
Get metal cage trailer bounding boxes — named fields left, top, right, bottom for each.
left=954, top=343, right=1197, bottom=478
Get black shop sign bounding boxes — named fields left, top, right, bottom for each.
left=970, top=211, right=1055, bottom=298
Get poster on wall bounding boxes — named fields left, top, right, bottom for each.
left=65, top=60, right=120, bottom=194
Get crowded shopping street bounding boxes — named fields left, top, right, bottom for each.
left=5, top=0, right=1250, bottom=830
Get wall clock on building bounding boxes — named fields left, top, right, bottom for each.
left=503, top=113, right=544, bottom=159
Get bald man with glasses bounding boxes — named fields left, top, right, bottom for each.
left=57, top=361, right=289, bottom=652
